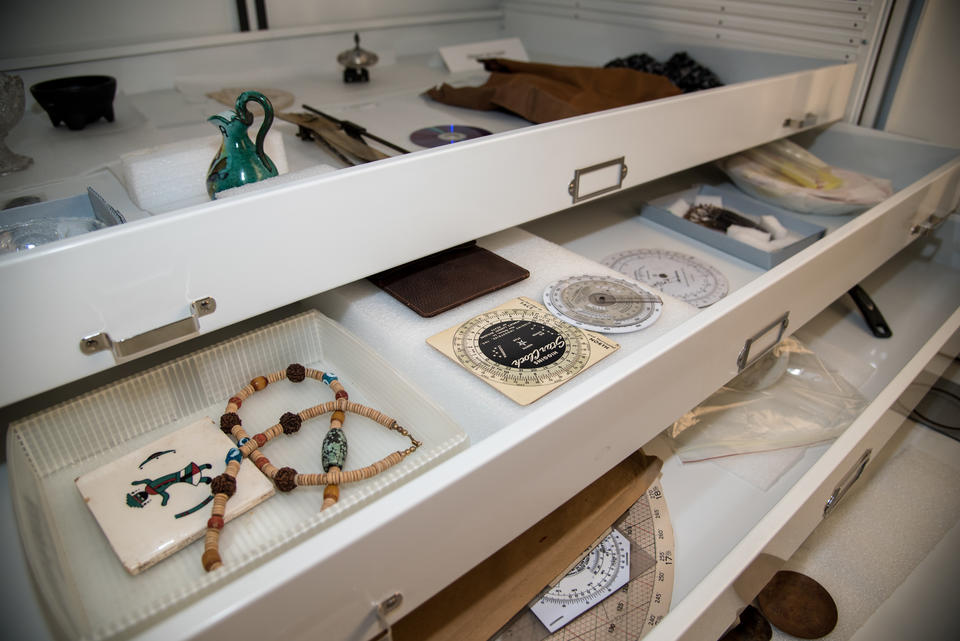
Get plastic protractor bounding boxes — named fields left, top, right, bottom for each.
left=543, top=275, right=663, bottom=333
left=602, top=249, right=729, bottom=308
left=452, top=306, right=592, bottom=387
left=531, top=529, right=632, bottom=632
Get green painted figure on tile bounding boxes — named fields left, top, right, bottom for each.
left=206, top=90, right=278, bottom=199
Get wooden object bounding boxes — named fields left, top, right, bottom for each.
left=756, top=571, right=838, bottom=639
left=391, top=449, right=662, bottom=641
left=277, top=111, right=389, bottom=163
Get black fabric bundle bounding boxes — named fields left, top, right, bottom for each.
left=605, top=52, right=723, bottom=93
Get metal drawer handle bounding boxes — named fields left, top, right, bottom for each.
left=568, top=156, right=627, bottom=203
left=910, top=209, right=954, bottom=236
left=824, top=449, right=871, bottom=517
left=737, top=312, right=789, bottom=373
left=369, top=592, right=403, bottom=641
left=80, top=297, right=216, bottom=363
left=783, top=113, right=818, bottom=129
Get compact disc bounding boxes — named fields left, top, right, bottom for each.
left=426, top=297, right=619, bottom=405
left=409, top=124, right=492, bottom=148
left=602, top=249, right=729, bottom=308
left=543, top=275, right=663, bottom=333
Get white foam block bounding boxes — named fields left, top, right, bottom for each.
left=726, top=224, right=772, bottom=247
left=761, top=214, right=789, bottom=240
left=667, top=198, right=690, bottom=217
left=120, top=131, right=288, bottom=214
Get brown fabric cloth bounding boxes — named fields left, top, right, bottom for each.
left=424, top=58, right=682, bottom=124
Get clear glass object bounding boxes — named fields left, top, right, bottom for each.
left=0, top=72, right=33, bottom=175
left=0, top=217, right=106, bottom=254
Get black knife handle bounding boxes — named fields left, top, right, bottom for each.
left=849, top=284, right=892, bottom=338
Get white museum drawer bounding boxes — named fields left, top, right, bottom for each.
left=0, top=44, right=855, bottom=408
left=5, top=127, right=957, bottom=641
left=1, top=11, right=958, bottom=641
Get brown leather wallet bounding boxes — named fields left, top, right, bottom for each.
left=368, top=241, right=529, bottom=317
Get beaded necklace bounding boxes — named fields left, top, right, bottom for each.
left=202, top=363, right=420, bottom=572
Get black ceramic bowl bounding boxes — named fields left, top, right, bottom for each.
left=30, top=75, right=116, bottom=131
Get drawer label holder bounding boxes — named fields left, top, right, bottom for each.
left=569, top=157, right=627, bottom=204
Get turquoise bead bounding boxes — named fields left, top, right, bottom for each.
left=322, top=429, right=347, bottom=472
left=321, top=371, right=338, bottom=386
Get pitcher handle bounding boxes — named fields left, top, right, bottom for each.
left=236, top=90, right=278, bottom=174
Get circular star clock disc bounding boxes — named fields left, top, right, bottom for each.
left=602, top=248, right=729, bottom=308
left=543, top=274, right=663, bottom=333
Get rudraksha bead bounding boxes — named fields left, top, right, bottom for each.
left=274, top=466, right=298, bottom=492
left=279, top=411, right=302, bottom=435
left=286, top=363, right=306, bottom=383
left=250, top=376, right=268, bottom=391
left=220, top=412, right=241, bottom=434
left=211, top=474, right=237, bottom=497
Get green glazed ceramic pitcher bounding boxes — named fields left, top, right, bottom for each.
left=206, top=90, right=278, bottom=199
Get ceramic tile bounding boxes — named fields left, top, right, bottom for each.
left=75, top=417, right=274, bottom=575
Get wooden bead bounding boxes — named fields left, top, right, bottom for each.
left=228, top=396, right=243, bottom=409
left=254, top=456, right=271, bottom=470
left=323, top=483, right=340, bottom=503
left=202, top=549, right=222, bottom=572
left=207, top=516, right=225, bottom=530
left=253, top=433, right=267, bottom=447
left=250, top=376, right=268, bottom=391
left=335, top=389, right=349, bottom=400
left=332, top=410, right=345, bottom=424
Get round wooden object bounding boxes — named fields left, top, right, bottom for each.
left=756, top=571, right=838, bottom=639
left=719, top=605, right=772, bottom=641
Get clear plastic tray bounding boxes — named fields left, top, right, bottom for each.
left=7, top=310, right=468, bottom=641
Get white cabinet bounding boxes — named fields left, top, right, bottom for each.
left=1, top=7, right=958, bottom=641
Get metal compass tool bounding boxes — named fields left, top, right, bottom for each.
left=543, top=275, right=663, bottom=333
left=602, top=248, right=729, bottom=308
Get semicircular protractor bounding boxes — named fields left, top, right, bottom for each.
left=602, top=249, right=729, bottom=308
left=543, top=274, right=663, bottom=333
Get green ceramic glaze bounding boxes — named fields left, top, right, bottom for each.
left=322, top=428, right=348, bottom=472
left=206, top=90, right=278, bottom=199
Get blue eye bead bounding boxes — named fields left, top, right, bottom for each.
left=225, top=448, right=243, bottom=464
left=321, top=372, right=338, bottom=386
left=237, top=437, right=250, bottom=447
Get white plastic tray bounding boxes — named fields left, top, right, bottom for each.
left=7, top=310, right=467, bottom=641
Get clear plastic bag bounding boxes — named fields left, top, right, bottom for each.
left=664, top=337, right=868, bottom=461
left=719, top=139, right=893, bottom=216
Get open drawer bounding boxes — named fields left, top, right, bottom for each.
left=0, top=35, right=856, bottom=409
left=3, top=118, right=958, bottom=641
